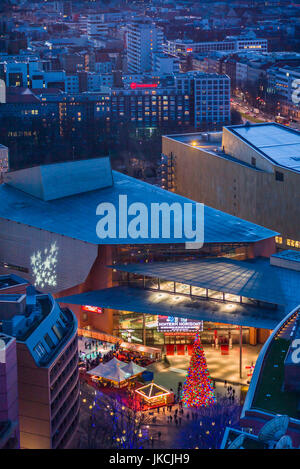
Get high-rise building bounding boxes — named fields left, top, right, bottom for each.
left=0, top=332, right=19, bottom=449
left=174, top=72, right=231, bottom=128
left=0, top=276, right=79, bottom=449
left=87, top=15, right=109, bottom=40
left=54, top=1, right=73, bottom=17
left=127, top=20, right=163, bottom=73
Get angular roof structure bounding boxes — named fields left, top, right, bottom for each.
left=4, top=156, right=113, bottom=201
left=0, top=159, right=277, bottom=245
left=135, top=383, right=171, bottom=399
left=87, top=357, right=145, bottom=382
left=87, top=357, right=131, bottom=382
left=121, top=361, right=146, bottom=376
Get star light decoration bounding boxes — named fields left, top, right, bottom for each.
left=181, top=331, right=216, bottom=408
left=30, top=242, right=58, bottom=289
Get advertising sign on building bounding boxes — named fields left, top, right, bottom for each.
left=158, top=315, right=203, bottom=333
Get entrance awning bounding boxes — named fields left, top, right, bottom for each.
left=58, top=286, right=284, bottom=329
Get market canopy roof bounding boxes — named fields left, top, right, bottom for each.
left=87, top=357, right=131, bottom=382
left=110, top=257, right=300, bottom=309
left=121, top=361, right=146, bottom=376
left=135, top=383, right=171, bottom=399
left=58, top=285, right=284, bottom=329
left=87, top=357, right=145, bottom=382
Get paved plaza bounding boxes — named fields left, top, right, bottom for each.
left=148, top=344, right=263, bottom=390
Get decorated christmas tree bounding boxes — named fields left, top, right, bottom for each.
left=181, top=332, right=216, bottom=407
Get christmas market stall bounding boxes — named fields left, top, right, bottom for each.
left=87, top=357, right=146, bottom=388
left=135, top=382, right=174, bottom=409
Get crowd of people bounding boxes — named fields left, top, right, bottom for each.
left=224, top=382, right=236, bottom=403
left=117, top=348, right=154, bottom=367
left=79, top=339, right=119, bottom=371
left=79, top=338, right=154, bottom=372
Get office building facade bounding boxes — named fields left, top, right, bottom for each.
left=127, top=20, right=164, bottom=73
left=0, top=276, right=79, bottom=449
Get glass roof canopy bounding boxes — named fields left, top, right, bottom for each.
left=58, top=285, right=284, bottom=329
left=109, top=257, right=300, bottom=309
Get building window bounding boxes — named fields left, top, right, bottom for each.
left=52, top=323, right=63, bottom=341
left=251, top=157, right=256, bottom=167
left=275, top=171, right=284, bottom=181
left=287, top=238, right=300, bottom=248
left=44, top=333, right=55, bottom=350
left=34, top=342, right=47, bottom=359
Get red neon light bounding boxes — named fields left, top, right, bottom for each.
left=186, top=48, right=193, bottom=52
left=130, top=82, right=158, bottom=89
left=82, top=305, right=103, bottom=314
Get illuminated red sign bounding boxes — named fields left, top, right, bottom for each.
left=82, top=305, right=103, bottom=314
left=186, top=48, right=193, bottom=52
left=130, top=82, right=158, bottom=89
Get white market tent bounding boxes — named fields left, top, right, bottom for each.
left=87, top=357, right=145, bottom=384
left=122, top=361, right=146, bottom=376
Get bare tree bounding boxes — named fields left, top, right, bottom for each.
left=78, top=385, right=152, bottom=449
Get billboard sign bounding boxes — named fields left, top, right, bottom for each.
left=158, top=315, right=203, bottom=333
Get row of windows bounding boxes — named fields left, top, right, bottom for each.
left=34, top=313, right=68, bottom=361
left=287, top=238, right=300, bottom=248
left=275, top=236, right=300, bottom=249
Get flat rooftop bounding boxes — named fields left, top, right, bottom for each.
left=272, top=250, right=300, bottom=263
left=163, top=132, right=264, bottom=171
left=226, top=123, right=300, bottom=172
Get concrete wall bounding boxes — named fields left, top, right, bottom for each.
left=0, top=337, right=19, bottom=447
left=222, top=127, right=274, bottom=173
left=57, top=244, right=115, bottom=335
left=0, top=219, right=98, bottom=294
left=17, top=343, right=51, bottom=449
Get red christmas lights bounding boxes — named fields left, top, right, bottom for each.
left=181, top=332, right=216, bottom=407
